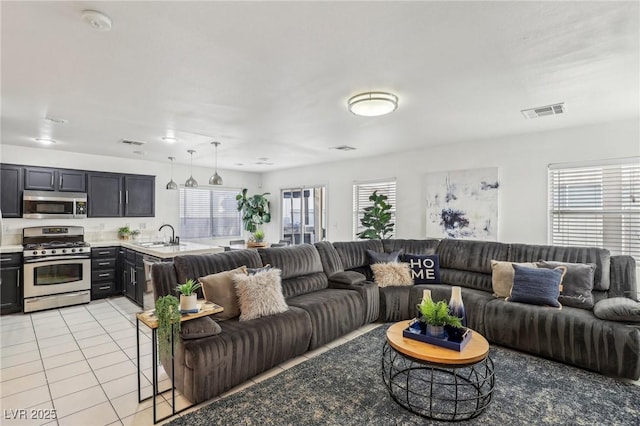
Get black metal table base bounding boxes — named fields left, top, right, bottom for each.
left=381, top=342, right=495, bottom=421
left=137, top=318, right=196, bottom=424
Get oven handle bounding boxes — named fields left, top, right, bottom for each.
left=24, top=255, right=91, bottom=264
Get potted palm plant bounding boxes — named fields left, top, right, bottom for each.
left=176, top=279, right=201, bottom=312
left=236, top=188, right=271, bottom=247
left=417, top=299, right=463, bottom=339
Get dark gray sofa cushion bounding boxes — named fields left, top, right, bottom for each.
left=174, top=250, right=263, bottom=287
left=437, top=239, right=510, bottom=274
left=484, top=299, right=640, bottom=380
left=440, top=268, right=493, bottom=292
left=178, top=306, right=312, bottom=403
left=333, top=240, right=384, bottom=270
left=258, top=245, right=328, bottom=298
left=329, top=271, right=366, bottom=285
left=593, top=298, right=640, bottom=323
left=180, top=317, right=222, bottom=340
left=287, top=289, right=365, bottom=349
left=507, top=243, right=611, bottom=291
left=314, top=241, right=344, bottom=276
left=610, top=255, right=638, bottom=300
left=382, top=238, right=440, bottom=255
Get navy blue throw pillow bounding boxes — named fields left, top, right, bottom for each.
left=366, top=249, right=403, bottom=264
left=508, top=264, right=564, bottom=308
left=402, top=253, right=441, bottom=284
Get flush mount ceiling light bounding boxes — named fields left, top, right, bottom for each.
left=166, top=157, right=178, bottom=190
left=185, top=150, right=198, bottom=188
left=209, top=142, right=223, bottom=186
left=81, top=10, right=112, bottom=31
left=35, top=138, right=56, bottom=145
left=347, top=92, right=398, bottom=117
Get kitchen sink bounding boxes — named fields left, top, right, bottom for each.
left=134, top=241, right=180, bottom=248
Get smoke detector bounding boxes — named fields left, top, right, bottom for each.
left=82, top=10, right=112, bottom=32
left=521, top=103, right=565, bottom=119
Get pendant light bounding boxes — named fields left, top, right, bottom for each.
left=166, top=157, right=178, bottom=190
left=185, top=150, right=198, bottom=187
left=209, top=141, right=223, bottom=185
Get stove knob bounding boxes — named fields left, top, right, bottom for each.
left=71, top=248, right=76, bottom=253
left=62, top=249, right=67, bottom=254
left=41, top=250, right=46, bottom=255
left=51, top=250, right=57, bottom=254
left=32, top=251, right=38, bottom=255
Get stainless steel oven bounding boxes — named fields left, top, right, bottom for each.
left=22, top=226, right=91, bottom=313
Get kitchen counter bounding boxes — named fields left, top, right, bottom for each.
left=89, top=240, right=224, bottom=259
left=0, top=245, right=23, bottom=254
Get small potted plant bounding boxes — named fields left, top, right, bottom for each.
left=236, top=188, right=271, bottom=247
left=252, top=229, right=265, bottom=243
left=176, top=279, right=202, bottom=312
left=130, top=229, right=141, bottom=240
left=417, top=299, right=463, bottom=339
left=118, top=226, right=131, bottom=240
left=155, top=295, right=181, bottom=357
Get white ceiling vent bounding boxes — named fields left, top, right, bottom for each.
left=521, top=103, right=565, bottom=119
left=330, top=145, right=357, bottom=151
left=120, top=139, right=146, bottom=146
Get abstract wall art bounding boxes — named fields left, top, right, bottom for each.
left=425, top=167, right=499, bottom=240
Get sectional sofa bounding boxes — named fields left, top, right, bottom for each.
left=151, top=239, right=639, bottom=404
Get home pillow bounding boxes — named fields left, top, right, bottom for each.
left=491, top=261, right=538, bottom=298
left=199, top=266, right=247, bottom=320
left=593, top=298, right=640, bottom=323
left=507, top=264, right=565, bottom=308
left=179, top=317, right=222, bottom=340
left=402, top=253, right=441, bottom=284
left=370, top=262, right=413, bottom=287
left=329, top=271, right=366, bottom=285
left=366, top=249, right=403, bottom=264
left=537, top=261, right=596, bottom=310
left=233, top=268, right=288, bottom=321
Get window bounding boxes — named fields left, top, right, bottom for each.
left=548, top=158, right=640, bottom=259
left=179, top=187, right=241, bottom=239
left=281, top=186, right=326, bottom=245
left=353, top=179, right=397, bottom=240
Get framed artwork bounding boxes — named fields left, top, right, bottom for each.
left=425, top=167, right=499, bottom=240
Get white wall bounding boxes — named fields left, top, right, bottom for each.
left=0, top=145, right=261, bottom=246
left=260, top=118, right=640, bottom=245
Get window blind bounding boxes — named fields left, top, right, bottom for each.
left=548, top=158, right=640, bottom=259
left=180, top=187, right=241, bottom=239
left=353, top=179, right=397, bottom=239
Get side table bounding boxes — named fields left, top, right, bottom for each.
left=136, top=300, right=223, bottom=424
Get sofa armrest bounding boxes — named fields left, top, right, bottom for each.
left=329, top=279, right=379, bottom=324
left=329, top=271, right=366, bottom=285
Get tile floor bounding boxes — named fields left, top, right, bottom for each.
left=0, top=296, right=382, bottom=426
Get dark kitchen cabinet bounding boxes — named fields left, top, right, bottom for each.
left=87, top=172, right=154, bottom=218
left=120, top=248, right=143, bottom=307
left=91, top=247, right=118, bottom=300
left=24, top=167, right=86, bottom=192
left=0, top=252, right=22, bottom=314
left=87, top=173, right=124, bottom=217
left=124, top=175, right=155, bottom=217
left=1, top=164, right=23, bottom=218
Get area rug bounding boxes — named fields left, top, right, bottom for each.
left=168, top=325, right=639, bottom=425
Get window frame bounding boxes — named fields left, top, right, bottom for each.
left=353, top=178, right=397, bottom=240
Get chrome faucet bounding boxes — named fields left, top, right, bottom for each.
left=158, top=224, right=177, bottom=244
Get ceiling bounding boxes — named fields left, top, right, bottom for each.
left=2, top=1, right=638, bottom=172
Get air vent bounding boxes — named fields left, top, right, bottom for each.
left=121, top=139, right=146, bottom=146
left=330, top=145, right=357, bottom=151
left=255, top=161, right=274, bottom=166
left=521, top=103, right=565, bottom=119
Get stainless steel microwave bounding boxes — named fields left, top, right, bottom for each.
left=22, top=190, right=88, bottom=219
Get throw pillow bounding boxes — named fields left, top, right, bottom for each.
left=593, top=298, right=640, bottom=323
left=537, top=261, right=596, bottom=310
left=179, top=317, right=222, bottom=340
left=247, top=264, right=272, bottom=275
left=366, top=249, right=403, bottom=264
left=370, top=262, right=413, bottom=287
left=233, top=268, right=289, bottom=321
left=507, top=264, right=566, bottom=308
left=199, top=266, right=247, bottom=320
left=491, top=260, right=538, bottom=298
left=402, top=253, right=441, bottom=284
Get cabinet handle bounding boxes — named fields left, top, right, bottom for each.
left=119, top=191, right=122, bottom=204
left=60, top=176, right=63, bottom=188
left=51, top=175, right=54, bottom=186
left=98, top=262, right=110, bottom=266
left=98, top=251, right=110, bottom=255
left=99, top=285, right=111, bottom=290
left=125, top=191, right=129, bottom=204
left=0, top=257, right=13, bottom=262
left=98, top=273, right=110, bottom=277
left=17, top=270, right=20, bottom=288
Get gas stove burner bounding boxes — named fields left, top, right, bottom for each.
left=22, top=225, right=89, bottom=259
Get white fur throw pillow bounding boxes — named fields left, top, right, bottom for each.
left=233, top=268, right=288, bottom=321
left=371, top=262, right=413, bottom=287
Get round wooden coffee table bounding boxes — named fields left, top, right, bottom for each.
left=382, top=320, right=495, bottom=421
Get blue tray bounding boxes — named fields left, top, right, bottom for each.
left=403, top=325, right=472, bottom=351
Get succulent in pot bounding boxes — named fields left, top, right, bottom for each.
left=252, top=229, right=265, bottom=243
left=176, top=279, right=202, bottom=312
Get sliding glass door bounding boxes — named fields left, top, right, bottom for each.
left=281, top=186, right=326, bottom=245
